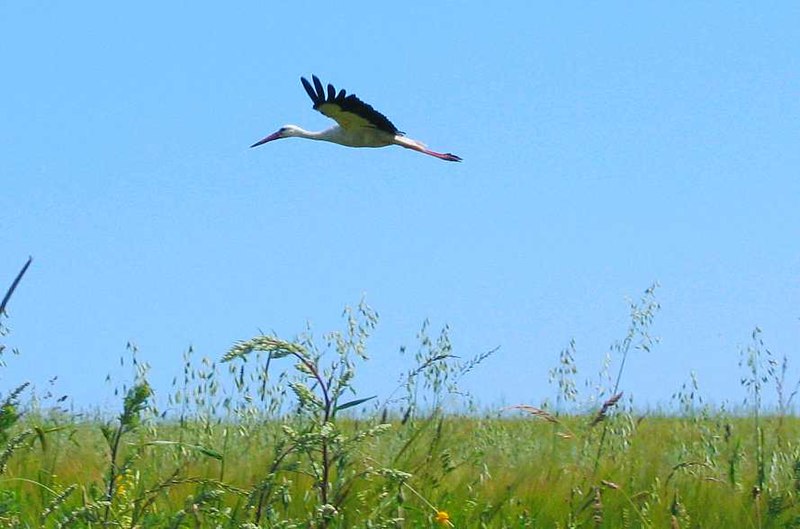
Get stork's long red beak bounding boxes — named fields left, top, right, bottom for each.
left=250, top=131, right=282, bottom=148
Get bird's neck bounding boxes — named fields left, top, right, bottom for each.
left=293, top=127, right=329, bottom=141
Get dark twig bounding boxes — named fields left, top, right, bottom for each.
left=1, top=257, right=32, bottom=317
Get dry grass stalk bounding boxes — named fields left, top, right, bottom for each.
left=592, top=486, right=603, bottom=527
left=600, top=479, right=620, bottom=490
left=506, top=405, right=559, bottom=424
left=590, top=392, right=623, bottom=427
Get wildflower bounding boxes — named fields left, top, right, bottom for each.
left=435, top=510, right=452, bottom=526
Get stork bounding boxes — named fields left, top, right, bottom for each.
left=250, top=75, right=462, bottom=162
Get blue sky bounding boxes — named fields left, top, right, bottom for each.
left=2, top=3, right=799, bottom=412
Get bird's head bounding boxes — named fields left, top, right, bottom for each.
left=250, top=125, right=303, bottom=148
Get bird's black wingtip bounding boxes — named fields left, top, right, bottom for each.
left=301, top=74, right=329, bottom=105
left=301, top=76, right=317, bottom=103
left=312, top=75, right=325, bottom=100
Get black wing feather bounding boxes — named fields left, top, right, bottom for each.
left=301, top=77, right=318, bottom=104
left=299, top=75, right=401, bottom=135
left=312, top=75, right=325, bottom=101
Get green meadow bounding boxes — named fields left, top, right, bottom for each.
left=3, top=273, right=800, bottom=528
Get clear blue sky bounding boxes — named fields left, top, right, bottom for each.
left=2, top=3, right=799, bottom=412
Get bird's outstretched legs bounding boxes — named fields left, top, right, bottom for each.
left=422, top=150, right=462, bottom=162
left=393, top=136, right=462, bottom=162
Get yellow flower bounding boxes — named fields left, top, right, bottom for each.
left=435, top=510, right=451, bottom=526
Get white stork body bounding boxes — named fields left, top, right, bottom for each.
left=251, top=75, right=461, bottom=162
left=281, top=124, right=395, bottom=148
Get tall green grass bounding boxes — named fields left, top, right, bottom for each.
left=2, top=272, right=800, bottom=528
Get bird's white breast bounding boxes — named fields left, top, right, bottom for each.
left=321, top=126, right=395, bottom=148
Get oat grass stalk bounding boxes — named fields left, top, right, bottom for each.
left=0, top=430, right=33, bottom=475
left=100, top=382, right=152, bottom=525
left=591, top=283, right=660, bottom=478
left=223, top=301, right=383, bottom=528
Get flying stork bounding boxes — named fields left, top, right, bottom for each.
left=250, top=75, right=462, bottom=162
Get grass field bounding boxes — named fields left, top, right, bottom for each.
left=3, top=279, right=800, bottom=528
left=3, top=408, right=800, bottom=527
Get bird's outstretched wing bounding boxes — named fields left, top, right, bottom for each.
left=301, top=75, right=402, bottom=135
